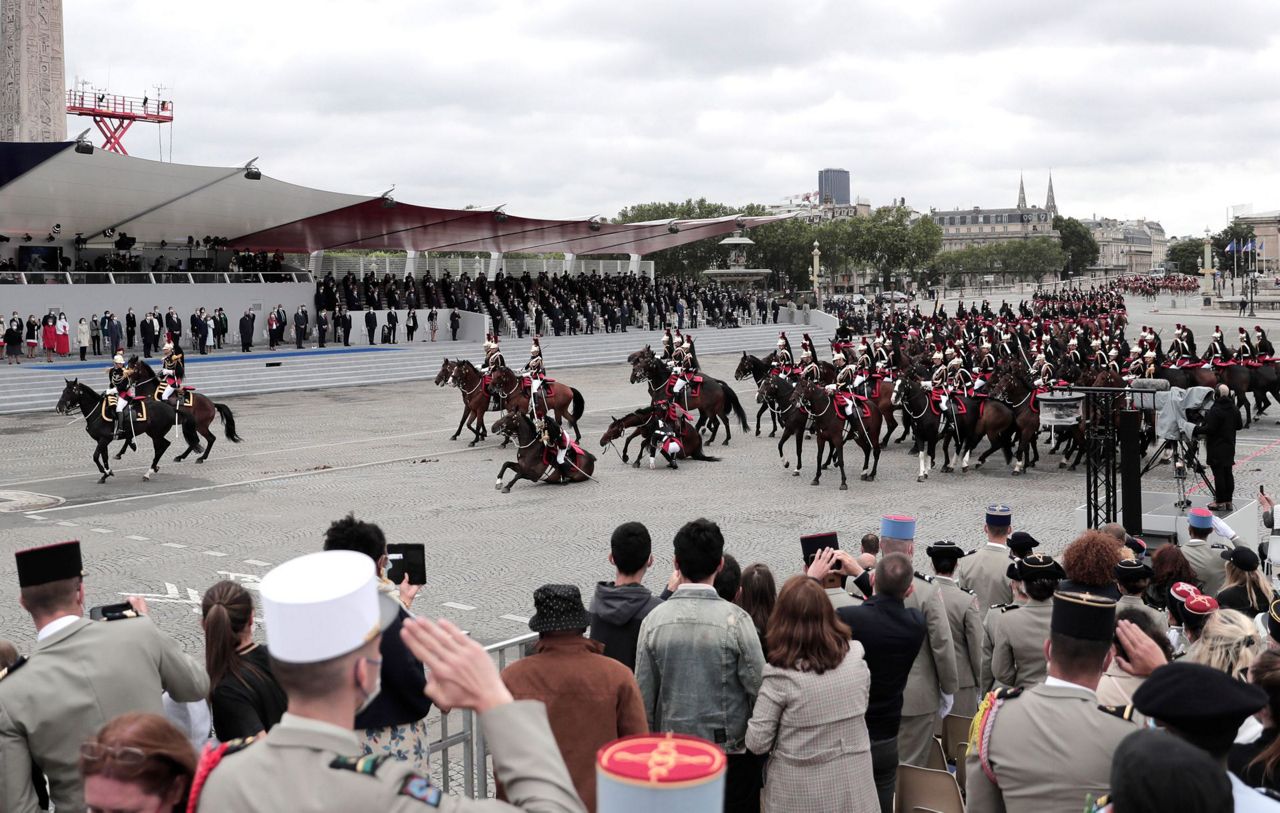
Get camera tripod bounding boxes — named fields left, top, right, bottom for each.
left=1141, top=434, right=1215, bottom=509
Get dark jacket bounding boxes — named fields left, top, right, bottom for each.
left=238, top=315, right=254, bottom=341
left=354, top=602, right=432, bottom=730
left=836, top=594, right=926, bottom=741
left=589, top=582, right=662, bottom=671
left=364, top=311, right=377, bottom=330
left=1196, top=395, right=1243, bottom=465
left=165, top=312, right=182, bottom=338
left=1231, top=728, right=1280, bottom=793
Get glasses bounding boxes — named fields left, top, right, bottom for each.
left=81, top=742, right=148, bottom=768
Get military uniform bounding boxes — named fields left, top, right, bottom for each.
left=957, top=544, right=1014, bottom=620
left=1180, top=537, right=1233, bottom=596
left=933, top=575, right=984, bottom=716
left=0, top=542, right=208, bottom=813
left=196, top=703, right=580, bottom=812
left=989, top=599, right=1052, bottom=689
left=898, top=572, right=959, bottom=766
left=980, top=603, right=1021, bottom=693
left=1117, top=593, right=1167, bottom=634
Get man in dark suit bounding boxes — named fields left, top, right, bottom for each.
left=386, top=309, right=398, bottom=343
left=139, top=311, right=156, bottom=357
left=812, top=550, right=926, bottom=813
left=215, top=308, right=228, bottom=349
left=239, top=310, right=254, bottom=353
left=165, top=307, right=182, bottom=345
left=125, top=308, right=136, bottom=349
left=316, top=310, right=328, bottom=348
left=364, top=309, right=377, bottom=345
left=449, top=308, right=461, bottom=341
left=293, top=306, right=308, bottom=349
left=190, top=309, right=206, bottom=354
left=273, top=305, right=288, bottom=348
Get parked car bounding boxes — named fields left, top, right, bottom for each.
left=874, top=291, right=912, bottom=303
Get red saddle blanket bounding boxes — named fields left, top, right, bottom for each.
left=834, top=392, right=872, bottom=420
left=542, top=438, right=586, bottom=468
left=520, top=377, right=556, bottom=397
left=665, top=375, right=703, bottom=398
left=928, top=391, right=968, bottom=415
left=1212, top=359, right=1237, bottom=368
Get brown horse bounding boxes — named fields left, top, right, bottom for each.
left=487, top=366, right=586, bottom=441
left=491, top=413, right=595, bottom=492
left=858, top=373, right=907, bottom=445
left=757, top=375, right=813, bottom=477
left=123, top=358, right=242, bottom=463
left=630, top=356, right=748, bottom=445
left=599, top=406, right=719, bottom=468
left=792, top=379, right=851, bottom=489
left=891, top=375, right=954, bottom=481
left=445, top=359, right=492, bottom=445
left=987, top=366, right=1041, bottom=476
left=734, top=352, right=781, bottom=436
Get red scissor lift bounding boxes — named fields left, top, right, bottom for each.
left=66, top=90, right=174, bottom=155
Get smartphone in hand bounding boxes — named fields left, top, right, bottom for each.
left=386, top=543, right=427, bottom=586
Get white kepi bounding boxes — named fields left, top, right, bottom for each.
left=259, top=550, right=399, bottom=663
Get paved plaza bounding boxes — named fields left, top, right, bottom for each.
left=0, top=298, right=1276, bottom=658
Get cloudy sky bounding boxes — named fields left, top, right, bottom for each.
left=64, top=0, right=1280, bottom=236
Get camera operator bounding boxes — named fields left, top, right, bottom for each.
left=1194, top=384, right=1244, bottom=511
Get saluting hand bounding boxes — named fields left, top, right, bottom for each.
left=1114, top=619, right=1167, bottom=677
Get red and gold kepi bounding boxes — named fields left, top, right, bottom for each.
left=597, top=733, right=725, bottom=812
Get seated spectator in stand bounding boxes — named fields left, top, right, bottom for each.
left=1110, top=730, right=1234, bottom=813
left=746, top=575, right=878, bottom=813
left=736, top=564, right=776, bottom=653
left=80, top=713, right=197, bottom=813
left=201, top=580, right=288, bottom=741
left=1231, top=649, right=1280, bottom=794
left=1134, top=662, right=1278, bottom=811
left=499, top=584, right=647, bottom=812
left=1218, top=547, right=1273, bottom=616
left=589, top=521, right=662, bottom=671
left=636, top=518, right=765, bottom=813
left=322, top=514, right=432, bottom=774
left=1060, top=529, right=1123, bottom=599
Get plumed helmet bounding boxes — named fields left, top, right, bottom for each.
left=932, top=350, right=943, bottom=361
left=113, top=353, right=124, bottom=364
left=162, top=342, right=173, bottom=352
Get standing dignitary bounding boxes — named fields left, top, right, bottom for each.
left=877, top=515, right=959, bottom=767
left=957, top=505, right=1017, bottom=619
left=1195, top=384, right=1244, bottom=510
left=125, top=307, right=137, bottom=349
left=238, top=310, right=255, bottom=353
left=0, top=540, right=209, bottom=813
left=365, top=308, right=378, bottom=346
left=140, top=309, right=158, bottom=357
left=965, top=591, right=1150, bottom=813
left=194, top=550, right=586, bottom=812
left=294, top=306, right=308, bottom=349
left=316, top=309, right=329, bottom=348
left=926, top=541, right=984, bottom=716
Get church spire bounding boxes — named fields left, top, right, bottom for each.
left=1017, top=173, right=1027, bottom=209
left=1045, top=172, right=1057, bottom=215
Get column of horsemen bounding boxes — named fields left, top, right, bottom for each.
left=465, top=284, right=1280, bottom=489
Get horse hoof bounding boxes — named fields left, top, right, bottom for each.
left=917, top=475, right=925, bottom=483
left=668, top=463, right=679, bottom=470
left=1058, top=461, right=1067, bottom=469
left=1011, top=470, right=1022, bottom=477
left=196, top=458, right=205, bottom=464
left=941, top=466, right=953, bottom=473
left=755, top=430, right=761, bottom=437
left=721, top=439, right=729, bottom=446
left=860, top=474, right=868, bottom=481
left=98, top=475, right=108, bottom=484
left=501, top=486, right=512, bottom=494
left=143, top=471, right=153, bottom=481
left=468, top=441, right=478, bottom=448
left=839, top=483, right=848, bottom=490
left=622, top=454, right=630, bottom=463
left=810, top=480, right=820, bottom=486
left=974, top=463, right=983, bottom=470
left=792, top=470, right=800, bottom=477
left=768, top=431, right=776, bottom=438
left=895, top=438, right=905, bottom=444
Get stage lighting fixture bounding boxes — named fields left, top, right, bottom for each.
left=21, top=233, right=32, bottom=242
left=103, top=228, right=116, bottom=238
left=73, top=128, right=94, bottom=155
left=668, top=223, right=680, bottom=234
left=243, top=157, right=261, bottom=181
left=51, top=223, right=61, bottom=235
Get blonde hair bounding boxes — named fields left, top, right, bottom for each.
left=1222, top=562, right=1274, bottom=611
left=1185, top=609, right=1261, bottom=680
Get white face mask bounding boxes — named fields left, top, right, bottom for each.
left=356, top=658, right=382, bottom=715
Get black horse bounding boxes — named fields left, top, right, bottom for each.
left=734, top=351, right=779, bottom=436
left=630, top=356, right=748, bottom=445
left=56, top=379, right=197, bottom=484
left=125, top=357, right=242, bottom=463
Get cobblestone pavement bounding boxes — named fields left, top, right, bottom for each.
left=0, top=299, right=1276, bottom=659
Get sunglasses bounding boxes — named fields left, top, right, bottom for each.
left=80, top=742, right=182, bottom=779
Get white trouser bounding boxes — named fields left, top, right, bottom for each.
left=530, top=378, right=542, bottom=396
left=162, top=383, right=176, bottom=400
left=673, top=378, right=685, bottom=394
left=853, top=375, right=866, bottom=388
left=556, top=447, right=567, bottom=465
left=972, top=379, right=985, bottom=391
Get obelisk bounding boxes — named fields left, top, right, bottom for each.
left=0, top=0, right=67, bottom=142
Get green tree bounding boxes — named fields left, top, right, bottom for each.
left=1053, top=215, right=1100, bottom=277
left=1003, top=237, right=1068, bottom=282
left=861, top=206, right=916, bottom=291
left=1165, top=238, right=1205, bottom=276
left=613, top=198, right=741, bottom=279
left=743, top=216, right=816, bottom=289
left=1210, top=222, right=1256, bottom=276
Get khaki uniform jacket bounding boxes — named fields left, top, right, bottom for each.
left=1116, top=594, right=1168, bottom=634
left=934, top=577, right=983, bottom=691
left=0, top=616, right=209, bottom=813
left=965, top=682, right=1136, bottom=813
left=901, top=575, right=959, bottom=716
left=1181, top=537, right=1233, bottom=597
left=197, top=704, right=585, bottom=813
left=989, top=599, right=1052, bottom=689
left=957, top=544, right=1014, bottom=620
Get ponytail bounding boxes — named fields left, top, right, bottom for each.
left=201, top=581, right=263, bottom=692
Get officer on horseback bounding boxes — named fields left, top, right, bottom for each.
left=798, top=335, right=820, bottom=382
left=773, top=332, right=793, bottom=374
left=1258, top=326, right=1275, bottom=357
left=1205, top=327, right=1228, bottom=361
left=160, top=342, right=185, bottom=406
left=1237, top=328, right=1255, bottom=361
left=537, top=416, right=574, bottom=481
left=661, top=328, right=675, bottom=360
left=106, top=353, right=135, bottom=439
left=524, top=336, right=546, bottom=398
left=831, top=352, right=857, bottom=392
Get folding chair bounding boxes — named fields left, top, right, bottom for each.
left=894, top=764, right=966, bottom=813
left=926, top=737, right=948, bottom=771
left=941, top=715, right=973, bottom=763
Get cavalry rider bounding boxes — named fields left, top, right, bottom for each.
left=481, top=333, right=505, bottom=374
left=536, top=416, right=574, bottom=481
left=1257, top=326, right=1275, bottom=357
left=1106, top=347, right=1122, bottom=375
left=1124, top=347, right=1144, bottom=381
left=660, top=328, right=675, bottom=360
left=872, top=334, right=891, bottom=370
left=1205, top=326, right=1228, bottom=361
left=523, top=336, right=547, bottom=411
left=106, top=352, right=136, bottom=437
left=929, top=350, right=947, bottom=389
left=1169, top=326, right=1192, bottom=363
left=669, top=334, right=698, bottom=398
left=1066, top=336, right=1082, bottom=367
left=649, top=400, right=689, bottom=469
left=948, top=355, right=972, bottom=392
left=773, top=332, right=793, bottom=375
left=831, top=351, right=858, bottom=392
left=973, top=340, right=996, bottom=391
left=797, top=334, right=820, bottom=381
left=159, top=341, right=186, bottom=407
left=832, top=319, right=855, bottom=359
left=1143, top=349, right=1157, bottom=379
left=1033, top=353, right=1054, bottom=388
left=1237, top=327, right=1255, bottom=361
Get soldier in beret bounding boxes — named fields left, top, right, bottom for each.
left=0, top=541, right=208, bottom=813
left=926, top=541, right=983, bottom=717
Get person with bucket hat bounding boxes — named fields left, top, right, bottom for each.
left=499, top=584, right=647, bottom=812
left=193, top=551, right=584, bottom=812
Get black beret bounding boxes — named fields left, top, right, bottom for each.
left=1051, top=590, right=1117, bottom=641
left=1007, top=554, right=1065, bottom=582
left=1007, top=531, right=1039, bottom=556
left=1133, top=662, right=1267, bottom=749
left=1114, top=559, right=1154, bottom=582
left=926, top=540, right=964, bottom=560
left=1109, top=730, right=1232, bottom=812
left=15, top=541, right=83, bottom=588
left=1221, top=546, right=1261, bottom=572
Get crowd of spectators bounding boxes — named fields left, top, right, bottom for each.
left=2, top=497, right=1279, bottom=812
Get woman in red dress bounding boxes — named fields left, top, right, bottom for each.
left=55, top=312, right=71, bottom=357
left=41, top=312, right=57, bottom=363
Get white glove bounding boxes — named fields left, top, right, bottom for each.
left=1211, top=515, right=1238, bottom=541
left=938, top=692, right=954, bottom=719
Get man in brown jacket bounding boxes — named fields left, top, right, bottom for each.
left=501, top=584, right=648, bottom=812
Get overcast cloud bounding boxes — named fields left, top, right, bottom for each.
left=64, top=0, right=1280, bottom=236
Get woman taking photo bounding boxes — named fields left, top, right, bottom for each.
left=80, top=713, right=197, bottom=813
left=746, top=575, right=877, bottom=813
left=200, top=580, right=287, bottom=741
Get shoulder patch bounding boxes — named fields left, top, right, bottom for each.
left=960, top=586, right=976, bottom=595
left=1098, top=704, right=1136, bottom=721
left=994, top=686, right=1024, bottom=701
left=330, top=753, right=392, bottom=776
left=1210, top=543, right=1229, bottom=550
left=221, top=735, right=257, bottom=755
left=399, top=775, right=442, bottom=806
left=991, top=602, right=1019, bottom=613
left=0, top=655, right=26, bottom=681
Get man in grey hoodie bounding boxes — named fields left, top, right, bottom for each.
left=589, top=522, right=663, bottom=671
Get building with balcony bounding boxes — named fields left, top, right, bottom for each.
left=930, top=175, right=1059, bottom=251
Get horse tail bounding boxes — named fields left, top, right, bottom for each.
left=692, top=452, right=721, bottom=462
left=722, top=383, right=748, bottom=430
left=571, top=388, right=586, bottom=422
left=215, top=402, right=243, bottom=443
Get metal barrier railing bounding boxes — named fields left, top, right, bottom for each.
left=425, top=631, right=537, bottom=798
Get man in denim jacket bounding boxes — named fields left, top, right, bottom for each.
left=635, top=518, right=766, bottom=812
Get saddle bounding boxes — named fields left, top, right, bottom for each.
left=101, top=395, right=149, bottom=423
left=541, top=437, right=585, bottom=468
left=1173, top=360, right=1204, bottom=369
left=928, top=390, right=968, bottom=415
left=152, top=388, right=196, bottom=407
left=520, top=377, right=556, bottom=397
left=1211, top=359, right=1237, bottom=368
left=833, top=392, right=872, bottom=420
left=665, top=374, right=703, bottom=398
